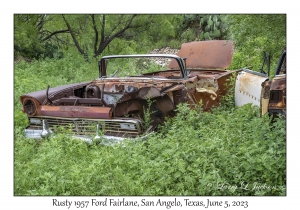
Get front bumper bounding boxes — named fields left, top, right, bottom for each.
left=24, top=124, right=152, bottom=145
left=24, top=117, right=151, bottom=144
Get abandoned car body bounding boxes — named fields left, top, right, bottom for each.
left=235, top=49, right=286, bottom=118
left=20, top=40, right=238, bottom=143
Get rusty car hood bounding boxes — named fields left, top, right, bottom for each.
left=169, top=40, right=234, bottom=69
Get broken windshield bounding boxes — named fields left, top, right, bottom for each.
left=99, top=54, right=186, bottom=78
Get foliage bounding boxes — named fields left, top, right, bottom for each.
left=142, top=98, right=155, bottom=131
left=175, top=14, right=229, bottom=42
left=14, top=14, right=286, bottom=70
left=14, top=14, right=63, bottom=59
left=14, top=14, right=181, bottom=61
left=14, top=103, right=286, bottom=196
left=228, top=14, right=286, bottom=74
left=14, top=15, right=41, bottom=59
left=129, top=15, right=179, bottom=50
left=59, top=14, right=157, bottom=59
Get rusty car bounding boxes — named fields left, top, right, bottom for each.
left=235, top=49, right=286, bottom=118
left=20, top=40, right=239, bottom=143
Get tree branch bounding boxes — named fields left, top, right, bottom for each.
left=36, top=14, right=46, bottom=32
left=53, top=34, right=74, bottom=48
left=41, top=29, right=70, bottom=41
left=62, top=14, right=85, bottom=56
left=95, top=14, right=137, bottom=56
left=109, top=14, right=124, bottom=34
left=90, top=14, right=99, bottom=56
left=100, top=15, right=106, bottom=49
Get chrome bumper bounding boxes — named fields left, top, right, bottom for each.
left=24, top=118, right=151, bottom=145
left=24, top=128, right=151, bottom=145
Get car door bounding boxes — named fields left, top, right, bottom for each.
left=235, top=69, right=269, bottom=115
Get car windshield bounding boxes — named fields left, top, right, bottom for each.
left=99, top=54, right=185, bottom=78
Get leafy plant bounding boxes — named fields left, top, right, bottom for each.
left=176, top=14, right=228, bottom=41
left=142, top=97, right=155, bottom=131
left=228, top=14, right=286, bottom=71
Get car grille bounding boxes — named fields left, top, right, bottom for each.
left=28, top=117, right=142, bottom=138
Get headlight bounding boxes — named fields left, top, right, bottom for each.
left=23, top=99, right=37, bottom=116
left=29, top=118, right=42, bottom=125
left=120, top=123, right=136, bottom=130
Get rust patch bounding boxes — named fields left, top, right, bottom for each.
left=168, top=40, right=234, bottom=69
left=40, top=106, right=112, bottom=119
left=270, top=76, right=286, bottom=90
left=269, top=77, right=286, bottom=109
left=114, top=99, right=144, bottom=118
left=215, top=73, right=234, bottom=97
left=193, top=91, right=218, bottom=111
left=137, top=87, right=161, bottom=99
left=172, top=88, right=188, bottom=107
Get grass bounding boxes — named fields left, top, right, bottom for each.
left=14, top=56, right=286, bottom=196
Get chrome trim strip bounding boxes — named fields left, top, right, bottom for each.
left=29, top=116, right=143, bottom=124
left=24, top=128, right=152, bottom=145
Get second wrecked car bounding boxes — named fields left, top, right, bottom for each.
left=235, top=49, right=286, bottom=118
left=20, top=40, right=238, bottom=143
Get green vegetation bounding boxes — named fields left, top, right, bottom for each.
left=228, top=14, right=286, bottom=74
left=14, top=14, right=286, bottom=70
left=176, top=14, right=229, bottom=41
left=14, top=14, right=286, bottom=196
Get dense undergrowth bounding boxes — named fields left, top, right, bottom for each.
left=14, top=57, right=286, bottom=196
